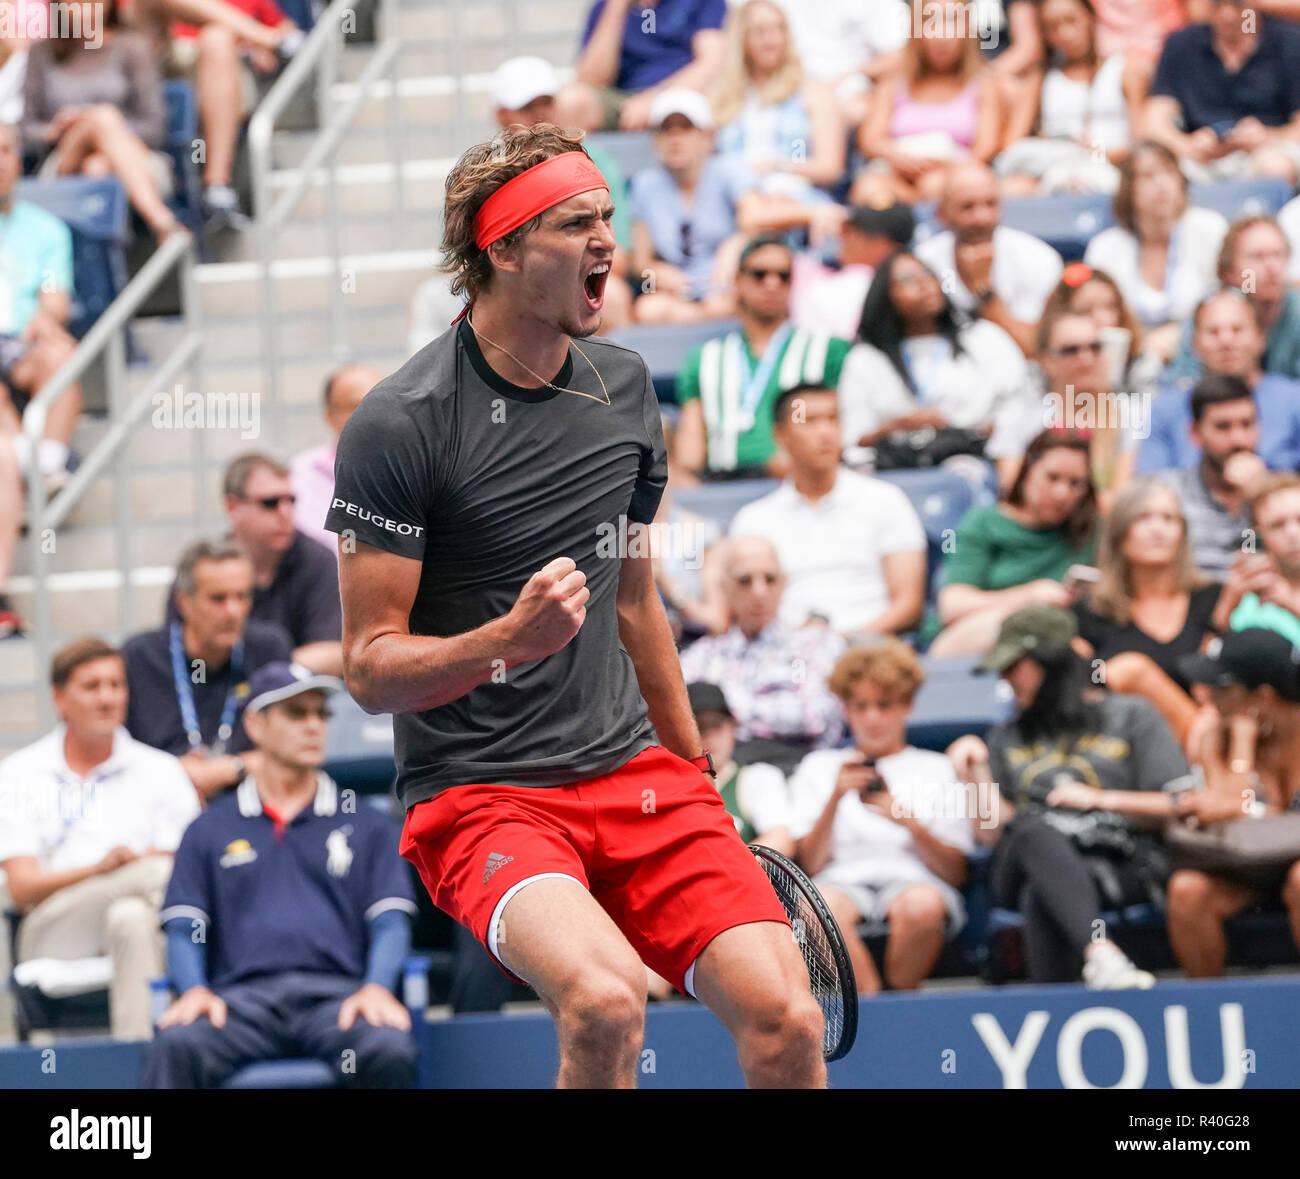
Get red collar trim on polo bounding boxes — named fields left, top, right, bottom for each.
left=472, top=151, right=609, bottom=250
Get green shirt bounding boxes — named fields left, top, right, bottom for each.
left=677, top=325, right=851, bottom=473
left=716, top=763, right=757, bottom=843
left=586, top=144, right=631, bottom=253
left=1230, top=591, right=1300, bottom=648
left=941, top=504, right=1095, bottom=591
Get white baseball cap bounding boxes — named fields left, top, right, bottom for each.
left=491, top=56, right=559, bottom=111
left=649, top=87, right=714, bottom=131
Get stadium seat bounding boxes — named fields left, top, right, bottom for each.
left=162, top=80, right=204, bottom=237
left=674, top=477, right=778, bottom=530
left=1188, top=177, right=1295, bottom=223
left=277, top=0, right=318, bottom=32
left=586, top=130, right=656, bottom=185
left=908, top=654, right=1013, bottom=753
left=323, top=694, right=397, bottom=795
left=5, top=908, right=112, bottom=1040
left=608, top=318, right=742, bottom=402
left=16, top=175, right=129, bottom=340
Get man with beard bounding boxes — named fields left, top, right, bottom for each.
left=1217, top=473, right=1300, bottom=647
left=1138, top=290, right=1300, bottom=476
left=913, top=161, right=1063, bottom=357
left=1161, top=373, right=1268, bottom=576
left=673, top=234, right=851, bottom=481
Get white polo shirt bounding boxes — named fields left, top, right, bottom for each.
left=729, top=468, right=926, bottom=634
left=0, top=726, right=200, bottom=873
left=915, top=225, right=1064, bottom=324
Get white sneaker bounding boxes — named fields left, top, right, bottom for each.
left=1082, top=945, right=1155, bottom=990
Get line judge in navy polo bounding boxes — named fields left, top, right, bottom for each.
left=141, top=663, right=419, bottom=1089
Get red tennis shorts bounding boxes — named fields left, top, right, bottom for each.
left=399, top=744, right=789, bottom=996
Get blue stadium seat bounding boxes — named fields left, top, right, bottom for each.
left=586, top=130, right=656, bottom=185
left=323, top=693, right=396, bottom=794
left=15, top=176, right=129, bottom=339
left=608, top=319, right=742, bottom=402
left=915, top=193, right=1110, bottom=260
left=907, top=654, right=1012, bottom=753
left=162, top=80, right=204, bottom=235
left=674, top=477, right=778, bottom=530
left=875, top=467, right=977, bottom=604
left=277, top=0, right=317, bottom=31
left=1188, top=176, right=1295, bottom=222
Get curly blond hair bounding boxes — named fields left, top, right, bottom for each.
left=440, top=123, right=592, bottom=301
left=827, top=638, right=925, bottom=706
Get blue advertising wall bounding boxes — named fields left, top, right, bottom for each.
left=1, top=975, right=1296, bottom=1089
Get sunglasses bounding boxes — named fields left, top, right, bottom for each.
left=743, top=267, right=792, bottom=283
left=1051, top=341, right=1104, bottom=358
left=245, top=494, right=297, bottom=511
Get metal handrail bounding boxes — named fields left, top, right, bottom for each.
left=23, top=229, right=206, bottom=730
left=248, top=0, right=404, bottom=440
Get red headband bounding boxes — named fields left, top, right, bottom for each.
left=473, top=152, right=609, bottom=250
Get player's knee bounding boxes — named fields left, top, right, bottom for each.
left=743, top=987, right=824, bottom=1070
left=555, top=970, right=645, bottom=1050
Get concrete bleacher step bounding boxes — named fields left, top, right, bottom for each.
left=195, top=251, right=435, bottom=317
left=207, top=208, right=443, bottom=263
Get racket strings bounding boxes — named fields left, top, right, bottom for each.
left=762, top=865, right=846, bottom=1058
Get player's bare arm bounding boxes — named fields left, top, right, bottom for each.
left=615, top=539, right=703, bottom=760
left=341, top=539, right=589, bottom=714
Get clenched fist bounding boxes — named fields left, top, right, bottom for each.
left=505, top=557, right=590, bottom=664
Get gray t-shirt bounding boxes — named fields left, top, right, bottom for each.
left=325, top=319, right=668, bottom=809
left=987, top=692, right=1189, bottom=835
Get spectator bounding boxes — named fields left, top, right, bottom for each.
left=167, top=0, right=300, bottom=225
left=986, top=307, right=1142, bottom=498
left=0, top=34, right=26, bottom=125
left=679, top=534, right=846, bottom=773
left=559, top=0, right=727, bottom=132
left=948, top=605, right=1180, bottom=987
left=673, top=234, right=850, bottom=480
left=1160, top=373, right=1268, bottom=577
left=770, top=0, right=908, bottom=124
left=123, top=538, right=291, bottom=798
left=852, top=0, right=1004, bottom=206
left=0, top=435, right=19, bottom=635
left=167, top=453, right=343, bottom=675
left=1167, top=627, right=1300, bottom=977
left=789, top=200, right=916, bottom=340
left=489, top=55, right=634, bottom=331
left=995, top=0, right=1144, bottom=196
left=791, top=639, right=974, bottom=994
left=1092, top=0, right=1205, bottom=67
left=22, top=0, right=181, bottom=242
left=142, top=662, right=419, bottom=1087
left=838, top=249, right=1029, bottom=468
left=628, top=88, right=761, bottom=324
left=1144, top=0, right=1300, bottom=186
left=127, top=0, right=305, bottom=61
left=289, top=365, right=380, bottom=557
left=928, top=429, right=1097, bottom=656
left=913, top=161, right=1064, bottom=356
left=0, top=122, right=79, bottom=491
left=1167, top=216, right=1300, bottom=384
left=730, top=385, right=928, bottom=639
left=1084, top=141, right=1227, bottom=363
left=1139, top=290, right=1300, bottom=475
left=0, top=638, right=199, bottom=1039
left=1037, top=262, right=1164, bottom=406
left=1217, top=473, right=1300, bottom=646
left=688, top=680, right=795, bottom=853
left=1074, top=475, right=1226, bottom=743
left=710, top=1, right=845, bottom=195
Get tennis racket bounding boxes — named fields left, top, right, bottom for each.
left=749, top=844, right=858, bottom=1062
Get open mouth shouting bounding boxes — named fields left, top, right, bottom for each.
left=583, top=260, right=611, bottom=311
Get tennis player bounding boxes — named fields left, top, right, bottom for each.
left=325, top=123, right=825, bottom=1088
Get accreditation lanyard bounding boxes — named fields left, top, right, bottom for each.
left=730, top=322, right=792, bottom=431
left=170, top=622, right=243, bottom=756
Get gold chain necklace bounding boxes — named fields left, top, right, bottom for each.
left=467, top=313, right=611, bottom=407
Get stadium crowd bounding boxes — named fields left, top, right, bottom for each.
left=8, top=0, right=1300, bottom=1085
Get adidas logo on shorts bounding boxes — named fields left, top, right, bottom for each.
left=482, top=850, right=515, bottom=884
